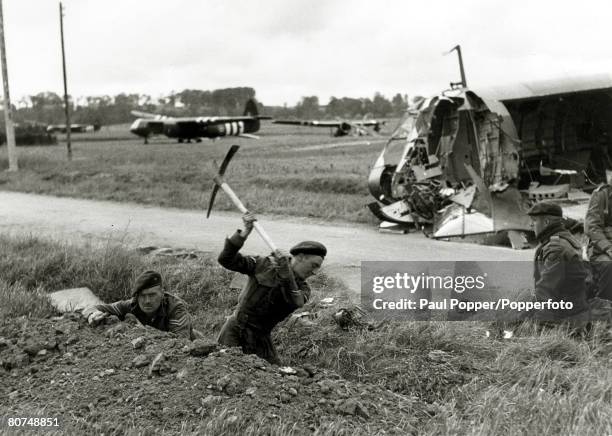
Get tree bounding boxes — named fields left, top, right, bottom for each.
left=177, top=89, right=212, bottom=114
left=211, top=87, right=256, bottom=115
left=325, top=97, right=356, bottom=117
left=371, top=92, right=392, bottom=118
left=112, top=93, right=139, bottom=123
left=362, top=98, right=374, bottom=116
left=326, top=97, right=341, bottom=117
left=29, top=92, right=64, bottom=123
left=295, top=96, right=320, bottom=119
left=392, top=93, right=407, bottom=116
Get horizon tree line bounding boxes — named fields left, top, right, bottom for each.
left=1, top=87, right=410, bottom=129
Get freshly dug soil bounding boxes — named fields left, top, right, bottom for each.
left=1, top=315, right=429, bottom=434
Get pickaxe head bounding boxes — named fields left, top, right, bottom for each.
left=206, top=145, right=240, bottom=218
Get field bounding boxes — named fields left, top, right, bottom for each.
left=1, top=122, right=611, bottom=435
left=0, top=122, right=392, bottom=224
left=1, top=235, right=611, bottom=435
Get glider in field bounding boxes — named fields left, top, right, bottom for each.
left=46, top=123, right=101, bottom=133
left=273, top=118, right=385, bottom=137
left=129, top=99, right=271, bottom=144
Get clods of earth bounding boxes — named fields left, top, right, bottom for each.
left=1, top=315, right=433, bottom=434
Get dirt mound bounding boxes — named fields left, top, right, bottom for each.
left=1, top=315, right=431, bottom=434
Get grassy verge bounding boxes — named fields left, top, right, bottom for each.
left=0, top=124, right=385, bottom=224
left=1, top=234, right=610, bottom=434
left=0, top=233, right=235, bottom=332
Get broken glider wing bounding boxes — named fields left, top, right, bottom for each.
left=130, top=110, right=171, bottom=120
left=273, top=119, right=343, bottom=127
left=274, top=119, right=383, bottom=129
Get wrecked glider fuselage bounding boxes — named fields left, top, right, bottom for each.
left=368, top=75, right=612, bottom=247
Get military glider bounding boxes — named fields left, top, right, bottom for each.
left=46, top=123, right=101, bottom=133
left=129, top=99, right=271, bottom=144
left=273, top=118, right=385, bottom=137
left=367, top=73, right=612, bottom=247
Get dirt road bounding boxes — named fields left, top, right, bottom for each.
left=0, top=191, right=533, bottom=291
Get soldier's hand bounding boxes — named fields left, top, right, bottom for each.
left=273, top=249, right=289, bottom=260
left=87, top=310, right=108, bottom=326
left=241, top=211, right=257, bottom=235
left=274, top=250, right=292, bottom=279
left=124, top=312, right=143, bottom=326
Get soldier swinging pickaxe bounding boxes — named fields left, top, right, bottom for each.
left=206, top=145, right=298, bottom=287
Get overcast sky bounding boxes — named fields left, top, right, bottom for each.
left=3, top=0, right=612, bottom=106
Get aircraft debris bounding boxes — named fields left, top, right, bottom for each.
left=368, top=73, right=612, bottom=248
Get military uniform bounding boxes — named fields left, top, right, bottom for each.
left=527, top=203, right=591, bottom=326
left=95, top=292, right=195, bottom=339
left=217, top=232, right=314, bottom=364
left=532, top=224, right=591, bottom=323
left=585, top=183, right=612, bottom=300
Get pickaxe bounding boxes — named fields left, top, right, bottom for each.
left=207, top=145, right=298, bottom=287
left=206, top=144, right=278, bottom=250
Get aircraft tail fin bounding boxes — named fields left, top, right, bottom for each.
left=243, top=99, right=259, bottom=117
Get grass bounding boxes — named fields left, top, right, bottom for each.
left=0, top=122, right=390, bottom=224
left=182, top=409, right=385, bottom=436
left=0, top=233, right=236, bottom=332
left=77, top=409, right=386, bottom=436
left=2, top=233, right=610, bottom=435
left=0, top=281, right=56, bottom=319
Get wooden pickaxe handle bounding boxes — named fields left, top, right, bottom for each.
left=210, top=147, right=300, bottom=297
left=214, top=176, right=277, bottom=252
left=215, top=177, right=301, bottom=297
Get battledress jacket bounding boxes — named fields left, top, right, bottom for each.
left=95, top=293, right=193, bottom=339
left=533, top=223, right=590, bottom=322
left=585, top=183, right=612, bottom=260
left=217, top=231, right=310, bottom=362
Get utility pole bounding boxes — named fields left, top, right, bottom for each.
left=59, top=2, right=71, bottom=160
left=0, top=0, right=18, bottom=171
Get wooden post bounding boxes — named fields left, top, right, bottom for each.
left=59, top=2, right=71, bottom=160
left=0, top=0, right=18, bottom=171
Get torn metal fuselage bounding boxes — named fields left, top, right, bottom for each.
left=368, top=78, right=612, bottom=246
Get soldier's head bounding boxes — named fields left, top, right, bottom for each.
left=133, top=270, right=164, bottom=316
left=290, top=241, right=327, bottom=279
left=527, top=202, right=562, bottom=237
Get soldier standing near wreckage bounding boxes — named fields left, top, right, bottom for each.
left=217, top=211, right=326, bottom=364
left=585, top=174, right=612, bottom=301
left=527, top=202, right=591, bottom=327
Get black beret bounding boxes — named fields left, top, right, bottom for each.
left=526, top=202, right=563, bottom=217
left=289, top=241, right=327, bottom=258
left=133, top=270, right=162, bottom=296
